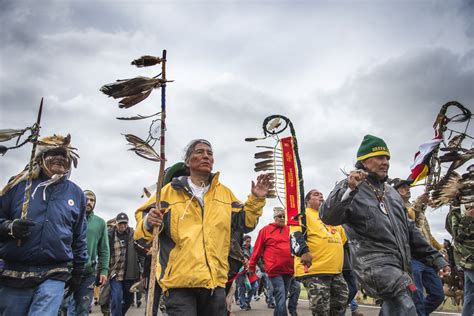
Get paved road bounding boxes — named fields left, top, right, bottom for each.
left=90, top=299, right=462, bottom=315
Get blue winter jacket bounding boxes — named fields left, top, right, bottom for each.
left=0, top=174, right=88, bottom=273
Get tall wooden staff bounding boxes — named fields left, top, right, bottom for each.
left=146, top=50, right=167, bottom=316
left=100, top=50, right=172, bottom=316
left=17, top=99, right=44, bottom=246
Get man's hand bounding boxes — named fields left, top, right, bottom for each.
left=8, top=219, right=36, bottom=239
left=438, top=265, right=451, bottom=278
left=347, top=170, right=368, bottom=190
left=146, top=208, right=166, bottom=227
left=251, top=173, right=272, bottom=198
left=300, top=252, right=312, bottom=268
left=98, top=274, right=108, bottom=286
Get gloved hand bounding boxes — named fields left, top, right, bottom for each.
left=0, top=219, right=35, bottom=239
left=66, top=273, right=83, bottom=294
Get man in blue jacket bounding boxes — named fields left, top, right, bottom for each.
left=0, top=134, right=88, bottom=316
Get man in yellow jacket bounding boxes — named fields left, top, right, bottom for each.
left=291, top=189, right=348, bottom=316
left=134, top=139, right=271, bottom=315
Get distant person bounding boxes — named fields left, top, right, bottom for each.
left=248, top=207, right=294, bottom=316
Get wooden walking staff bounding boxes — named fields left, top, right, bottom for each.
left=18, top=98, right=44, bottom=246
left=146, top=50, right=167, bottom=316
left=100, top=50, right=173, bottom=316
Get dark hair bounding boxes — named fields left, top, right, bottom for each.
left=355, top=160, right=365, bottom=170
left=243, top=235, right=251, bottom=241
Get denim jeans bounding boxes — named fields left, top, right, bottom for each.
left=0, top=279, right=66, bottom=316
left=411, top=259, right=444, bottom=316
left=66, top=275, right=96, bottom=316
left=270, top=274, right=292, bottom=316
left=341, top=269, right=358, bottom=315
left=379, top=290, right=417, bottom=316
left=462, top=268, right=474, bottom=316
left=110, top=278, right=134, bottom=316
left=236, top=274, right=248, bottom=308
left=287, top=278, right=300, bottom=313
left=261, top=272, right=275, bottom=305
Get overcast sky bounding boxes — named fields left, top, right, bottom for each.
left=1, top=0, right=473, bottom=243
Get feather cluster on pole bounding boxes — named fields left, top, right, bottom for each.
left=124, top=134, right=162, bottom=162
left=131, top=55, right=162, bottom=68
left=100, top=76, right=162, bottom=108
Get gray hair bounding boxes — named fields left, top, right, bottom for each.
left=183, top=139, right=213, bottom=163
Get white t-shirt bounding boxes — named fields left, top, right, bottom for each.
left=188, top=178, right=210, bottom=206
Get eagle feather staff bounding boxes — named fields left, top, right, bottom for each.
left=100, top=51, right=171, bottom=316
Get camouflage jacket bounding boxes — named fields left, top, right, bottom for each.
left=406, top=200, right=443, bottom=250
left=446, top=206, right=474, bottom=270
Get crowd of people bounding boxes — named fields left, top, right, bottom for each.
left=0, top=134, right=472, bottom=316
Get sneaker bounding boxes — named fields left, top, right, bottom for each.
left=267, top=303, right=275, bottom=309
left=245, top=305, right=251, bottom=311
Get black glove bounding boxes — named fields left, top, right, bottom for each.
left=66, top=273, right=83, bottom=294
left=0, top=219, right=35, bottom=239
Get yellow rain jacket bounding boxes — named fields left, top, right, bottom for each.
left=134, top=173, right=265, bottom=292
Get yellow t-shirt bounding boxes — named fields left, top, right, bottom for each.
left=292, top=207, right=346, bottom=277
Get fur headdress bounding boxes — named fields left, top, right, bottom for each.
left=1, top=134, right=79, bottom=196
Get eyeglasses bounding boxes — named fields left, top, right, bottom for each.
left=274, top=215, right=285, bottom=219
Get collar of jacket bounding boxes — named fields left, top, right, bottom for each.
left=269, top=222, right=286, bottom=234
left=366, top=172, right=388, bottom=188
left=170, top=172, right=220, bottom=195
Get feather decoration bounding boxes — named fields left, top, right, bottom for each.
left=430, top=172, right=462, bottom=208
left=124, top=134, right=162, bottom=162
left=255, top=159, right=274, bottom=169
left=254, top=150, right=274, bottom=159
left=131, top=55, right=162, bottom=68
left=119, top=89, right=153, bottom=109
left=0, top=128, right=29, bottom=143
left=100, top=76, right=162, bottom=108
left=116, top=112, right=161, bottom=121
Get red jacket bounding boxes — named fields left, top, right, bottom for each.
left=248, top=223, right=294, bottom=277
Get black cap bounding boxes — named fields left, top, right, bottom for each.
left=116, top=212, right=129, bottom=224
left=390, top=178, right=412, bottom=190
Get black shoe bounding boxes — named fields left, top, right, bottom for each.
left=267, top=303, right=275, bottom=309
left=290, top=311, right=298, bottom=316
left=245, top=305, right=251, bottom=311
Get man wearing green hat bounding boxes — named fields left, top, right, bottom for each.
left=320, top=135, right=449, bottom=315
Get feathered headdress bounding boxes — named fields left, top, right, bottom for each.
left=1, top=134, right=79, bottom=196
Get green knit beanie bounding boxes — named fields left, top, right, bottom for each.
left=356, top=135, right=390, bottom=161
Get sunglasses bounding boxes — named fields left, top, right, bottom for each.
left=274, top=215, right=285, bottom=219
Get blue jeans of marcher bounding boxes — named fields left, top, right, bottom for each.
left=66, top=275, right=96, bottom=316
left=110, top=278, right=134, bottom=316
left=236, top=274, right=248, bottom=308
left=287, top=278, right=300, bottom=313
left=380, top=290, right=417, bottom=316
left=341, top=269, right=358, bottom=315
left=462, top=268, right=474, bottom=316
left=0, top=279, right=66, bottom=316
left=262, top=272, right=275, bottom=305
left=270, top=274, right=292, bottom=316
left=411, top=259, right=444, bottom=316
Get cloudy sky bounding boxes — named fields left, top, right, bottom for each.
left=1, top=0, right=473, bottom=242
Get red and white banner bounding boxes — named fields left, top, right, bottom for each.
left=280, top=136, right=300, bottom=226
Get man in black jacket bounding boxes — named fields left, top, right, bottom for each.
left=108, top=212, right=140, bottom=316
left=320, top=135, right=450, bottom=316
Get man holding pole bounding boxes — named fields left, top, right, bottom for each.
left=0, top=134, right=88, bottom=315
left=134, top=139, right=271, bottom=315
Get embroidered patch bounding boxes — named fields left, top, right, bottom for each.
left=68, top=199, right=75, bottom=206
